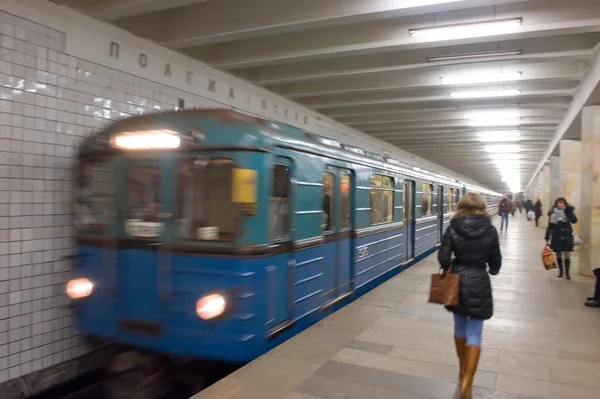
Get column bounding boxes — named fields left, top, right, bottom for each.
left=580, top=105, right=600, bottom=277
left=559, top=140, right=582, bottom=238
left=539, top=165, right=551, bottom=229
left=549, top=156, right=560, bottom=205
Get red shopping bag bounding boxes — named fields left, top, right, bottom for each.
left=542, top=246, right=556, bottom=270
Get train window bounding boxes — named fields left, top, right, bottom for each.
left=323, top=173, right=335, bottom=232
left=341, top=174, right=351, bottom=230
left=370, top=174, right=394, bottom=225
left=127, top=164, right=162, bottom=222
left=421, top=183, right=433, bottom=216
left=175, top=158, right=239, bottom=240
left=270, top=165, right=290, bottom=241
left=75, top=158, right=113, bottom=234
left=446, top=188, right=455, bottom=212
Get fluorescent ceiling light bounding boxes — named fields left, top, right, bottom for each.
left=485, top=144, right=520, bottom=153
left=468, top=119, right=520, bottom=127
left=489, top=153, right=521, bottom=160
left=465, top=111, right=521, bottom=120
left=478, top=131, right=521, bottom=142
left=428, top=50, right=523, bottom=62
left=441, top=72, right=522, bottom=85
left=450, top=89, right=521, bottom=99
left=409, top=18, right=522, bottom=39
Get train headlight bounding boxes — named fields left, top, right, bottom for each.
left=196, top=294, right=226, bottom=320
left=111, top=130, right=181, bottom=150
left=66, top=278, right=94, bottom=299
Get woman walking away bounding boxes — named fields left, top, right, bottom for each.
left=545, top=197, right=577, bottom=280
left=534, top=199, right=543, bottom=227
left=438, top=193, right=502, bottom=399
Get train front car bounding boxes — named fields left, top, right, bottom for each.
left=69, top=110, right=277, bottom=372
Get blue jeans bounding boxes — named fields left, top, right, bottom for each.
left=500, top=211, right=509, bottom=230
left=454, top=313, right=484, bottom=347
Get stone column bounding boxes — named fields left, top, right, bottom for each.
left=559, top=140, right=582, bottom=238
left=549, top=156, right=561, bottom=205
left=539, top=165, right=551, bottom=229
left=580, top=105, right=600, bottom=277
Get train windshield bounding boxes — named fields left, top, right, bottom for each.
left=175, top=157, right=240, bottom=241
left=126, top=164, right=162, bottom=221
left=75, top=158, right=114, bottom=234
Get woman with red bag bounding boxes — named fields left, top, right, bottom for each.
left=545, top=197, right=578, bottom=279
left=438, top=193, right=502, bottom=399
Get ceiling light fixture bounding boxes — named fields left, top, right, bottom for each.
left=450, top=89, right=521, bottom=99
left=441, top=72, right=522, bottom=85
left=489, top=153, right=521, bottom=160
left=409, top=18, right=522, bottom=39
left=468, top=119, right=520, bottom=127
left=477, top=131, right=521, bottom=142
left=465, top=111, right=521, bottom=120
left=485, top=144, right=521, bottom=153
left=427, top=50, right=523, bottom=63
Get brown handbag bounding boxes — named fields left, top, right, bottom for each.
left=429, top=267, right=460, bottom=307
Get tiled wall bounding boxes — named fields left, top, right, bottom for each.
left=0, top=10, right=243, bottom=386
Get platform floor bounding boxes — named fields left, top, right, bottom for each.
left=192, top=216, right=600, bottom=399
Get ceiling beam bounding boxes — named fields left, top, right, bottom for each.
left=270, top=60, right=587, bottom=98
left=236, top=34, right=599, bottom=85
left=56, top=0, right=206, bottom=21
left=304, top=88, right=575, bottom=110
left=184, top=0, right=600, bottom=69
left=526, top=43, right=600, bottom=188
left=324, top=98, right=571, bottom=118
left=114, top=0, right=530, bottom=48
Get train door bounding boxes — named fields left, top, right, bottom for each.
left=267, top=159, right=295, bottom=331
left=403, top=180, right=416, bottom=262
left=323, top=167, right=353, bottom=307
left=118, top=160, right=172, bottom=323
left=437, top=185, right=444, bottom=244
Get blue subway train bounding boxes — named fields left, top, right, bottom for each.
left=68, top=109, right=500, bottom=392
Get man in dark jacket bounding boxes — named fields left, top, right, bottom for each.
left=498, top=195, right=511, bottom=232
left=534, top=199, right=542, bottom=227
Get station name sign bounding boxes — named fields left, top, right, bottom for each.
left=107, top=41, right=306, bottom=124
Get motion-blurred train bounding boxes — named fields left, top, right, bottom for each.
left=68, top=109, right=500, bottom=395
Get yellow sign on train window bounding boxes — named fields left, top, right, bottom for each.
left=232, top=168, right=257, bottom=205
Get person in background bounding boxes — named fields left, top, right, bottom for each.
left=584, top=268, right=600, bottom=308
left=525, top=198, right=534, bottom=218
left=534, top=199, right=543, bottom=227
left=545, top=197, right=577, bottom=280
left=517, top=199, right=522, bottom=214
left=438, top=192, right=502, bottom=399
left=498, top=195, right=511, bottom=231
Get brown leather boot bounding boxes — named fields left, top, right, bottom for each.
left=454, top=337, right=466, bottom=381
left=460, top=345, right=481, bottom=399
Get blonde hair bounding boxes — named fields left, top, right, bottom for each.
left=452, top=192, right=490, bottom=219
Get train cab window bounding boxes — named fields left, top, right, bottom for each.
left=127, top=165, right=161, bottom=222
left=421, top=183, right=433, bottom=216
left=370, top=174, right=394, bottom=225
left=270, top=165, right=290, bottom=241
left=75, top=158, right=113, bottom=234
left=323, top=173, right=335, bottom=232
left=175, top=158, right=239, bottom=240
left=341, top=174, right=351, bottom=230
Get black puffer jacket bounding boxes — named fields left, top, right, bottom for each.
left=438, top=215, right=502, bottom=320
left=545, top=205, right=577, bottom=252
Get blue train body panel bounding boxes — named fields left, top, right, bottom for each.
left=71, top=109, right=500, bottom=365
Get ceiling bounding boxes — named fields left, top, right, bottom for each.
left=53, top=0, right=600, bottom=192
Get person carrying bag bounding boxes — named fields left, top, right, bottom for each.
left=432, top=192, right=502, bottom=399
